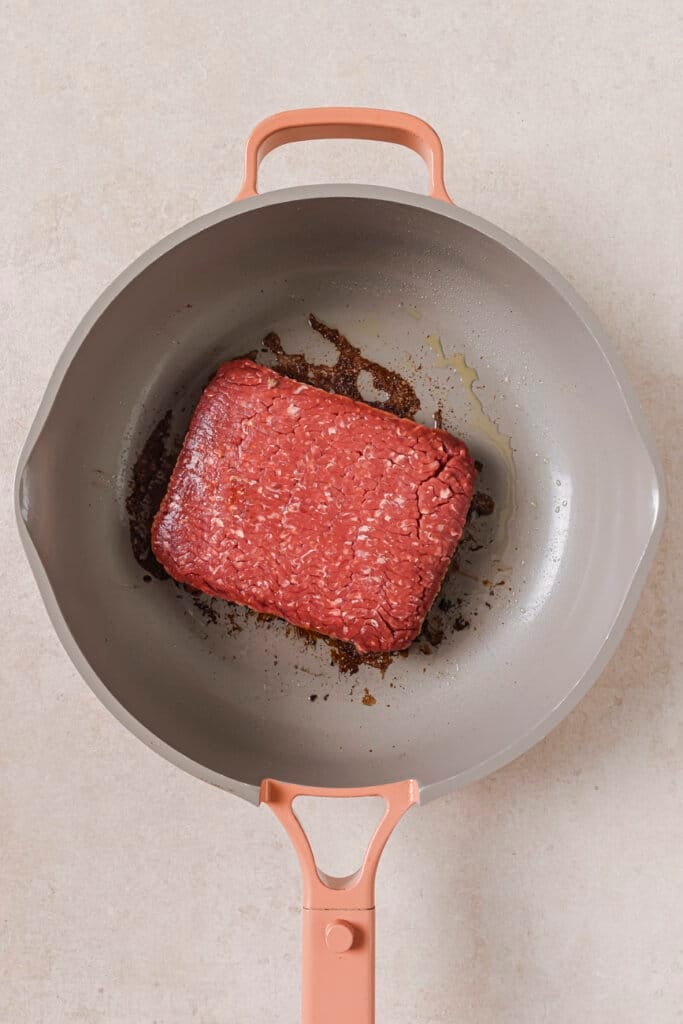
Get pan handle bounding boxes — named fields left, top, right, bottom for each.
left=234, top=107, right=452, bottom=203
left=261, top=778, right=419, bottom=1024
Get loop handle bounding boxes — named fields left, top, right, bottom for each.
left=235, top=107, right=452, bottom=203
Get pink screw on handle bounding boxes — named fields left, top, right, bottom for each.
left=235, top=107, right=453, bottom=203
left=260, top=779, right=419, bottom=1024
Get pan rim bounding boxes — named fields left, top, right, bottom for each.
left=15, top=183, right=666, bottom=805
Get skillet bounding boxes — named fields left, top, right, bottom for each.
left=16, top=108, right=665, bottom=1022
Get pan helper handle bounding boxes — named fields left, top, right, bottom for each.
left=235, top=107, right=453, bottom=203
left=260, top=779, right=419, bottom=1024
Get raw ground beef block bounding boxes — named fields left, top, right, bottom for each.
left=152, top=359, right=476, bottom=653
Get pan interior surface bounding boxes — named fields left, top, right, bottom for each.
left=19, top=191, right=662, bottom=796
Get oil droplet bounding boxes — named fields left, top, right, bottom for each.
left=425, top=334, right=517, bottom=551
left=562, top=500, right=567, bottom=507
left=556, top=479, right=561, bottom=486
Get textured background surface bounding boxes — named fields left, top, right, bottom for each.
left=2, top=1, right=681, bottom=1021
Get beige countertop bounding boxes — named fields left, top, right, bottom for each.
left=2, top=2, right=681, bottom=1021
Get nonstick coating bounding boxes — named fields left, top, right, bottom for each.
left=17, top=186, right=663, bottom=803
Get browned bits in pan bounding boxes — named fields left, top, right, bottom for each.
left=470, top=492, right=495, bottom=517
left=264, top=314, right=420, bottom=419
left=126, top=410, right=177, bottom=579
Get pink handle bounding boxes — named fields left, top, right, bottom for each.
left=261, top=779, right=419, bottom=1024
left=235, top=107, right=453, bottom=203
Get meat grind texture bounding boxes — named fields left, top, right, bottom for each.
left=152, top=360, right=475, bottom=653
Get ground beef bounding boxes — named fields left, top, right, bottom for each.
left=151, top=360, right=475, bottom=653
